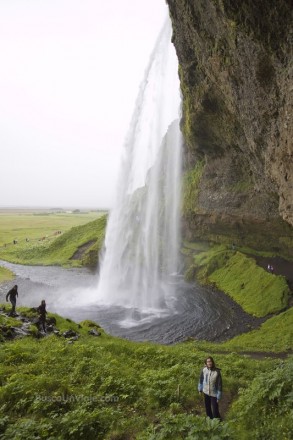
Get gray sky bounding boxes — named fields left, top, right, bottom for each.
left=0, top=0, right=168, bottom=209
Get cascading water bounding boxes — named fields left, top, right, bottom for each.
left=96, top=17, right=182, bottom=319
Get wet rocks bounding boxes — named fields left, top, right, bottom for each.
left=0, top=309, right=83, bottom=343
left=47, top=317, right=57, bottom=326
left=62, top=329, right=79, bottom=339
left=88, top=328, right=101, bottom=337
left=0, top=324, right=15, bottom=339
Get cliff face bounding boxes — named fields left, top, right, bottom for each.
left=167, top=0, right=293, bottom=255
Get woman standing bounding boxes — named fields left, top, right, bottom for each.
left=198, top=356, right=222, bottom=419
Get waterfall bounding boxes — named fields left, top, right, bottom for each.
left=96, top=17, right=182, bottom=317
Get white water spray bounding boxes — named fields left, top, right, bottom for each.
left=96, top=18, right=182, bottom=317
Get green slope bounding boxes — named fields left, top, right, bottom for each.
left=0, top=305, right=291, bottom=440
left=0, top=215, right=107, bottom=267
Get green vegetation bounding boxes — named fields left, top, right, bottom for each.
left=222, top=307, right=293, bottom=352
left=229, top=358, right=293, bottom=440
left=0, top=313, right=22, bottom=329
left=0, top=216, right=107, bottom=268
left=209, top=252, right=289, bottom=317
left=184, top=244, right=290, bottom=317
left=226, top=180, right=253, bottom=192
left=0, top=267, right=15, bottom=283
left=182, top=161, right=205, bottom=217
left=0, top=209, right=291, bottom=438
left=194, top=307, right=293, bottom=353
left=0, top=211, right=104, bottom=247
left=1, top=305, right=291, bottom=440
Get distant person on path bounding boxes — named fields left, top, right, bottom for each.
left=37, top=300, right=47, bottom=333
left=6, top=285, right=18, bottom=316
left=267, top=264, right=274, bottom=274
left=198, top=356, right=222, bottom=420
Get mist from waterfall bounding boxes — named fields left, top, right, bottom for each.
left=96, top=17, right=182, bottom=319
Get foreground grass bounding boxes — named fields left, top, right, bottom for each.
left=0, top=306, right=292, bottom=440
left=184, top=244, right=290, bottom=317
left=0, top=216, right=107, bottom=268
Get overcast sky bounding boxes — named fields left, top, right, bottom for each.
left=0, top=0, right=169, bottom=209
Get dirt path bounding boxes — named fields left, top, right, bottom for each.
left=70, top=240, right=96, bottom=260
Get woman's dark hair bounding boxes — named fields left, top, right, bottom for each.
left=204, top=356, right=216, bottom=368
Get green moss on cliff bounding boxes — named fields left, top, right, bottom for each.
left=182, top=160, right=205, bottom=217
left=169, top=0, right=293, bottom=254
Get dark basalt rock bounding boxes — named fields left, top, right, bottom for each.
left=47, top=316, right=57, bottom=326
left=62, top=329, right=79, bottom=339
left=167, top=0, right=293, bottom=255
left=88, top=328, right=101, bottom=337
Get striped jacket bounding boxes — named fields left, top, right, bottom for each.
left=198, top=366, right=222, bottom=400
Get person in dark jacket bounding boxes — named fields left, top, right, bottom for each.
left=198, top=356, right=222, bottom=419
left=6, top=285, right=18, bottom=315
left=37, top=300, right=47, bottom=333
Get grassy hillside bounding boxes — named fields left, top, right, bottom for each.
left=221, top=307, right=293, bottom=352
left=194, top=307, right=293, bottom=353
left=209, top=252, right=289, bottom=317
left=0, top=215, right=107, bottom=267
left=183, top=243, right=290, bottom=317
left=0, top=211, right=104, bottom=247
left=0, top=305, right=292, bottom=440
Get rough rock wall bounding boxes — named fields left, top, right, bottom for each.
left=166, top=0, right=293, bottom=255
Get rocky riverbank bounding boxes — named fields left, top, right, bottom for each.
left=0, top=305, right=102, bottom=343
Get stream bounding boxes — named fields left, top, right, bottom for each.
left=0, top=260, right=262, bottom=344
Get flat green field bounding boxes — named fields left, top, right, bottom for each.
left=0, top=211, right=105, bottom=248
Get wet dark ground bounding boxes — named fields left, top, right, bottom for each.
left=0, top=260, right=265, bottom=345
